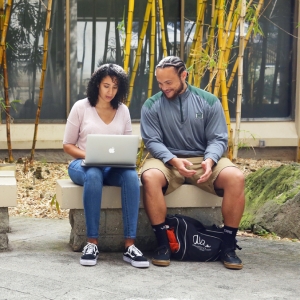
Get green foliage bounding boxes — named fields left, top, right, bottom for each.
left=245, top=5, right=264, bottom=36
left=117, top=6, right=126, bottom=51
left=236, top=130, right=257, bottom=155
left=256, top=228, right=269, bottom=236
left=39, top=157, right=48, bottom=165
left=189, top=49, right=219, bottom=81
left=255, top=229, right=276, bottom=237
left=240, top=164, right=300, bottom=230
left=50, top=194, right=61, bottom=214
left=0, top=97, right=21, bottom=122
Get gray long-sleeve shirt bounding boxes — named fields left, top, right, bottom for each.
left=140, top=84, right=228, bottom=164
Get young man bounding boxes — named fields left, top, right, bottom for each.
left=140, top=56, right=245, bottom=270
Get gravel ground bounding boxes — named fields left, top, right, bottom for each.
left=2, top=157, right=297, bottom=241
left=3, top=157, right=292, bottom=219
left=8, top=160, right=70, bottom=219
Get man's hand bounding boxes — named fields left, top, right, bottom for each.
left=197, top=158, right=215, bottom=184
left=168, top=157, right=197, bottom=178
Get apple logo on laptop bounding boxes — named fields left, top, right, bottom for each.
left=109, top=147, right=115, bottom=154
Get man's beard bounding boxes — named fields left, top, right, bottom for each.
left=163, top=80, right=185, bottom=100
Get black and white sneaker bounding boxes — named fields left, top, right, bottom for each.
left=80, top=242, right=99, bottom=266
left=123, top=245, right=149, bottom=268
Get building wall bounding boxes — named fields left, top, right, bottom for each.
left=0, top=1, right=298, bottom=161
left=0, top=121, right=298, bottom=161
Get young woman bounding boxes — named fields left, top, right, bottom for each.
left=63, top=64, right=149, bottom=268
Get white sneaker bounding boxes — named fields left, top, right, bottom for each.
left=80, top=243, right=99, bottom=266
left=123, top=245, right=150, bottom=268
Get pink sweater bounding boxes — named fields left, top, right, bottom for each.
left=63, top=98, right=132, bottom=150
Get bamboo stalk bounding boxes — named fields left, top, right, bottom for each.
left=213, top=0, right=226, bottom=97
left=214, top=0, right=232, bottom=157
left=207, top=0, right=215, bottom=92
left=204, top=0, right=221, bottom=92
left=135, top=0, right=154, bottom=170
left=147, top=0, right=155, bottom=98
left=213, top=0, right=238, bottom=95
left=225, top=0, right=237, bottom=34
left=193, top=3, right=206, bottom=87
left=187, top=0, right=205, bottom=85
left=1, top=0, right=13, bottom=162
left=227, top=0, right=264, bottom=92
left=186, top=0, right=205, bottom=70
left=233, top=0, right=246, bottom=160
left=0, top=0, right=12, bottom=68
left=127, top=0, right=153, bottom=106
left=30, top=0, right=53, bottom=164
left=3, top=47, right=13, bottom=162
left=204, top=0, right=221, bottom=55
left=0, top=0, right=4, bottom=34
left=158, top=0, right=167, bottom=57
left=224, top=0, right=240, bottom=65
left=228, top=128, right=233, bottom=160
left=123, top=0, right=135, bottom=74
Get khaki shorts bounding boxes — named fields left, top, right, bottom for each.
left=141, top=157, right=236, bottom=196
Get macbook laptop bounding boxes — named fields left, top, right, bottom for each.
left=81, top=134, right=139, bottom=168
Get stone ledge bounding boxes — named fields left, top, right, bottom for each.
left=0, top=233, right=8, bottom=251
left=0, top=166, right=17, bottom=208
left=57, top=179, right=223, bottom=252
left=56, top=179, right=222, bottom=209
left=69, top=207, right=222, bottom=252
left=0, top=177, right=18, bottom=207
left=0, top=166, right=17, bottom=251
left=0, top=208, right=9, bottom=234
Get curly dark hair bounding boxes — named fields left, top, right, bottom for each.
left=156, top=56, right=188, bottom=78
left=86, top=64, right=129, bottom=109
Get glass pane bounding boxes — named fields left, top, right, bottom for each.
left=1, top=0, right=66, bottom=123
left=76, top=0, right=181, bottom=120
left=74, top=0, right=294, bottom=121
left=227, top=0, right=294, bottom=119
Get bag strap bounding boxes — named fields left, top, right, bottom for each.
left=174, top=214, right=206, bottom=231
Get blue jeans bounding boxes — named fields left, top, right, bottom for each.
left=68, top=159, right=140, bottom=239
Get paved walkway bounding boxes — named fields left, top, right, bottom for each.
left=1, top=216, right=299, bottom=300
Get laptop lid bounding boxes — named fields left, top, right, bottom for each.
left=82, top=134, right=139, bottom=168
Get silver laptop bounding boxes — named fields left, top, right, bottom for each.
left=81, top=134, right=139, bottom=168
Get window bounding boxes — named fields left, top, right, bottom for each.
left=1, top=0, right=66, bottom=123
left=75, top=0, right=295, bottom=120
left=5, top=1, right=293, bottom=123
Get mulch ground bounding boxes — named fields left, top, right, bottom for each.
left=2, top=157, right=298, bottom=242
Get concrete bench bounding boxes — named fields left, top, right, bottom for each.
left=0, top=165, right=17, bottom=251
left=56, top=179, right=223, bottom=252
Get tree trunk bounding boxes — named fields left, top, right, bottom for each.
left=90, top=0, right=96, bottom=74
left=102, top=1, right=111, bottom=63
left=3, top=49, right=13, bottom=162
left=114, top=0, right=122, bottom=65
left=31, top=0, right=42, bottom=104
left=30, top=0, right=53, bottom=164
left=0, top=0, right=12, bottom=68
left=79, top=22, right=87, bottom=95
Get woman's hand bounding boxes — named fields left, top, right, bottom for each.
left=63, top=144, right=86, bottom=159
